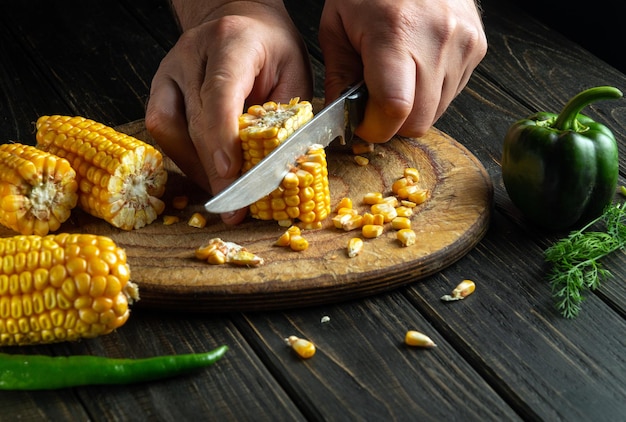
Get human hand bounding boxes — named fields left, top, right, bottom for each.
left=145, top=0, right=312, bottom=224
left=319, top=0, right=487, bottom=142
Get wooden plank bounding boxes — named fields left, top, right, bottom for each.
left=232, top=292, right=521, bottom=421
left=0, top=0, right=167, bottom=127
left=64, top=312, right=306, bottom=420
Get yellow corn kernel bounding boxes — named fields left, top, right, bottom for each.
left=187, top=212, right=207, bottom=228
left=370, top=203, right=397, bottom=223
left=395, top=206, right=413, bottom=218
left=362, top=224, right=384, bottom=239
left=396, top=184, right=421, bottom=200
left=363, top=192, right=384, bottom=205
left=341, top=214, right=363, bottom=231
left=162, top=215, right=180, bottom=225
left=334, top=197, right=353, bottom=212
left=441, top=279, right=476, bottom=301
left=408, top=189, right=430, bottom=205
left=347, top=237, right=363, bottom=258
left=0, top=234, right=138, bottom=346
left=391, top=217, right=412, bottom=230
left=400, top=200, right=417, bottom=208
left=35, top=115, right=167, bottom=230
left=404, top=168, right=420, bottom=183
left=289, top=235, right=309, bottom=252
left=361, top=212, right=384, bottom=226
left=195, top=238, right=264, bottom=267
left=285, top=335, right=316, bottom=359
left=354, top=155, right=369, bottom=166
left=172, top=195, right=189, bottom=210
left=351, top=141, right=375, bottom=155
left=405, top=330, right=436, bottom=348
left=275, top=231, right=292, bottom=247
left=397, top=228, right=417, bottom=247
left=0, top=143, right=78, bottom=236
left=381, top=196, right=399, bottom=208
left=392, top=177, right=413, bottom=196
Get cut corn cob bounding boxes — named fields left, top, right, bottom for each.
left=239, top=99, right=330, bottom=228
left=0, top=233, right=138, bottom=346
left=239, top=98, right=313, bottom=172
left=249, top=144, right=331, bottom=228
left=0, top=143, right=78, bottom=236
left=35, top=115, right=168, bottom=231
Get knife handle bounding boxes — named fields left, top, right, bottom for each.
left=344, top=81, right=368, bottom=144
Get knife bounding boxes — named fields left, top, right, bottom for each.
left=204, top=81, right=368, bottom=214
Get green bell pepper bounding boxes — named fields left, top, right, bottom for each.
left=501, top=86, right=623, bottom=230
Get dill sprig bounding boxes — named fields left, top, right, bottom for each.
left=544, top=202, right=626, bottom=318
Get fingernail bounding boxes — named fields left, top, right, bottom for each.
left=213, top=148, right=231, bottom=178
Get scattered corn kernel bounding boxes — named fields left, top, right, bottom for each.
left=275, top=230, right=292, bottom=247
left=354, top=155, right=369, bottom=166
left=285, top=335, right=316, bottom=359
left=334, top=197, right=353, bottom=212
left=400, top=200, right=417, bottom=208
left=363, top=192, right=384, bottom=205
left=404, top=167, right=420, bottom=183
left=162, top=215, right=180, bottom=225
left=195, top=238, right=264, bottom=267
left=172, top=195, right=189, bottom=210
left=362, top=224, right=384, bottom=238
left=341, top=214, right=363, bottom=231
left=381, top=196, right=399, bottom=208
left=405, top=330, right=437, bottom=348
left=441, top=279, right=476, bottom=301
left=391, top=217, right=411, bottom=230
left=395, top=206, right=413, bottom=218
left=187, top=212, right=207, bottom=228
left=371, top=203, right=397, bottom=222
left=347, top=237, right=364, bottom=258
left=408, top=189, right=429, bottom=205
left=289, top=234, right=309, bottom=252
left=392, top=177, right=412, bottom=195
left=397, top=228, right=416, bottom=247
left=351, top=141, right=375, bottom=155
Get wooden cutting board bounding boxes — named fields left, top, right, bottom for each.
left=1, top=117, right=493, bottom=312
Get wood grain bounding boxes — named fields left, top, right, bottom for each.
left=0, top=117, right=491, bottom=312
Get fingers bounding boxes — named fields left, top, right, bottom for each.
left=147, top=4, right=313, bottom=225
left=320, top=0, right=487, bottom=142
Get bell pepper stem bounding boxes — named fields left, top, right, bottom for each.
left=553, top=86, right=623, bottom=131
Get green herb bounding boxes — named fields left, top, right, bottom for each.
left=544, top=202, right=626, bottom=318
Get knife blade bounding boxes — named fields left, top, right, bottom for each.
left=204, top=81, right=368, bottom=213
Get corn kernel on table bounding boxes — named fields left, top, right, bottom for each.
left=1, top=0, right=626, bottom=420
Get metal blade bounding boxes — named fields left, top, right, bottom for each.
left=204, top=81, right=368, bottom=213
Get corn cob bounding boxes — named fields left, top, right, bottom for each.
left=239, top=98, right=313, bottom=172
left=0, top=233, right=139, bottom=346
left=35, top=115, right=168, bottom=230
left=249, top=144, right=331, bottom=228
left=239, top=98, right=330, bottom=228
left=0, top=143, right=78, bottom=236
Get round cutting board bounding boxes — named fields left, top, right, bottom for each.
left=1, top=118, right=492, bottom=312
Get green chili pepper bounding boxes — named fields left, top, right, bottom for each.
left=0, top=345, right=228, bottom=390
left=501, top=86, right=623, bottom=230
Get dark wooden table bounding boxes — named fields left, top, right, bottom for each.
left=2, top=0, right=625, bottom=420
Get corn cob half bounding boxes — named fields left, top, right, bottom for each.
left=35, top=116, right=167, bottom=230
left=0, top=233, right=139, bottom=346
left=239, top=98, right=314, bottom=172
left=239, top=99, right=330, bottom=228
left=0, top=143, right=78, bottom=236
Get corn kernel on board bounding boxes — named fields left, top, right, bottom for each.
left=0, top=115, right=492, bottom=312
